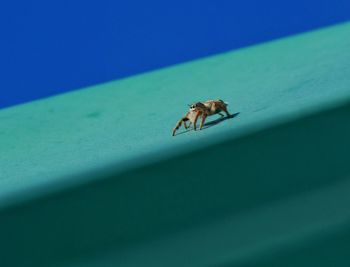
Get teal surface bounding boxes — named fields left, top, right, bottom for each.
left=1, top=21, right=350, bottom=203
left=0, top=22, right=350, bottom=266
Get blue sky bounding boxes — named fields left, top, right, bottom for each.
left=1, top=0, right=350, bottom=109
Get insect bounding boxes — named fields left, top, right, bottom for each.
left=172, top=99, right=232, bottom=136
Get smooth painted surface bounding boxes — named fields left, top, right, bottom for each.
left=1, top=83, right=350, bottom=267
left=1, top=0, right=350, bottom=108
left=1, top=22, right=350, bottom=203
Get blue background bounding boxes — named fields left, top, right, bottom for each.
left=1, top=0, right=350, bottom=109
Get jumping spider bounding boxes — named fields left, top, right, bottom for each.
left=172, top=99, right=232, bottom=136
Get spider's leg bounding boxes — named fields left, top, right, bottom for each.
left=183, top=121, right=188, bottom=129
left=184, top=121, right=192, bottom=129
left=221, top=105, right=232, bottom=117
left=200, top=115, right=207, bottom=130
left=172, top=114, right=189, bottom=136
left=193, top=112, right=200, bottom=131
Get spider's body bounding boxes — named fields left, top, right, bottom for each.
left=172, top=99, right=231, bottom=136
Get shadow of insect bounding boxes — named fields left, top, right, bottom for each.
left=202, top=112, right=240, bottom=130
left=175, top=112, right=240, bottom=136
